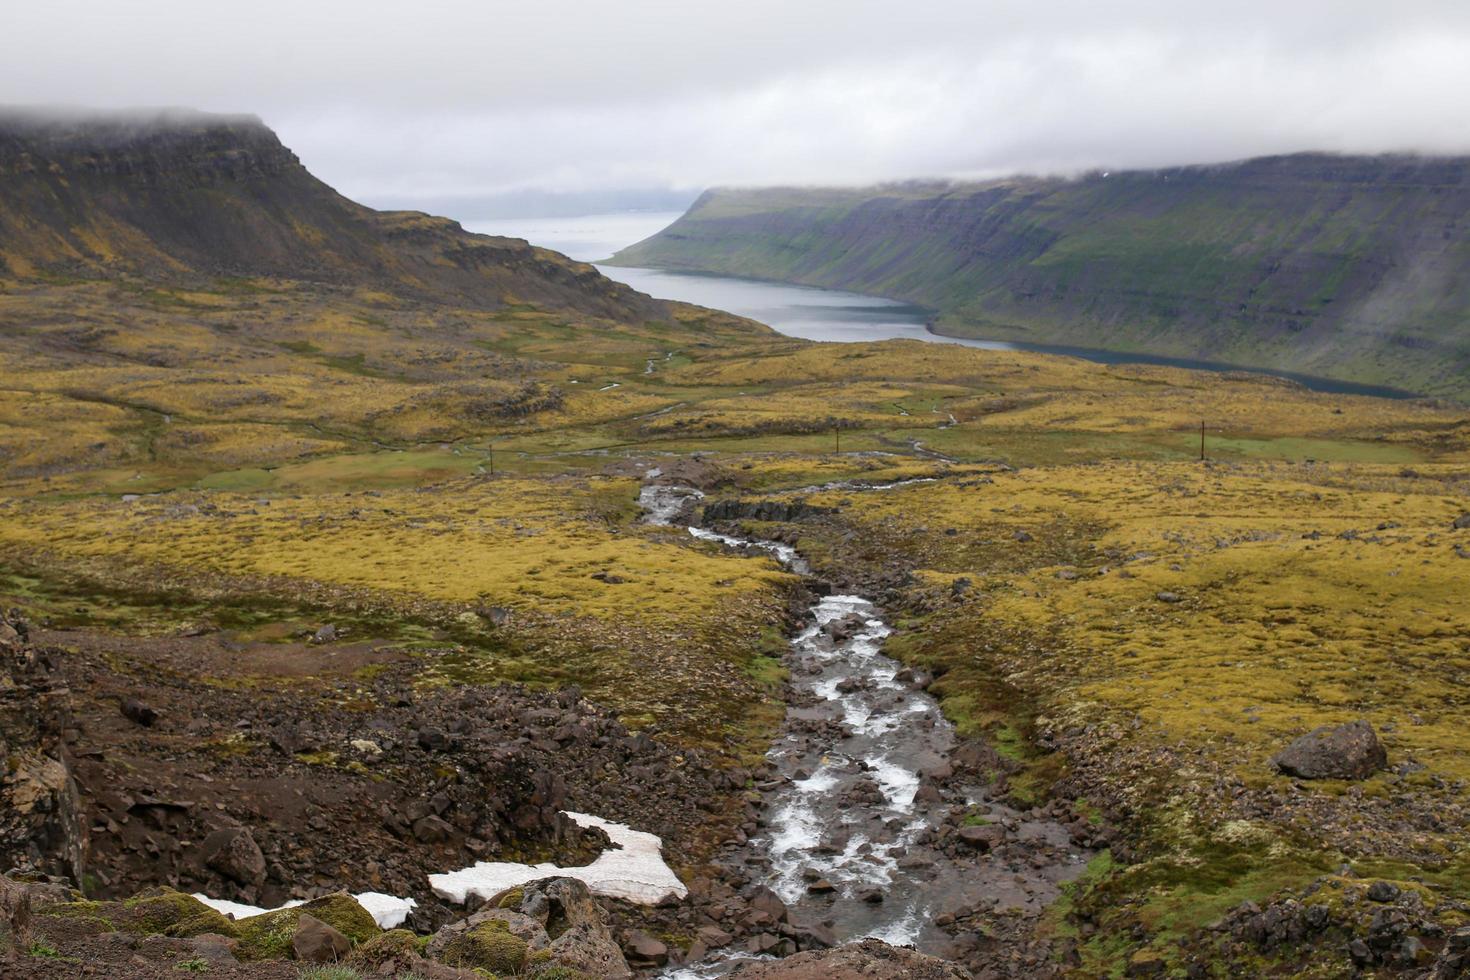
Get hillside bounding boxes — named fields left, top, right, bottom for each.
left=0, top=107, right=665, bottom=322
left=610, top=154, right=1470, bottom=397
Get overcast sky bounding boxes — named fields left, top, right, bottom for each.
left=7, top=0, right=1470, bottom=211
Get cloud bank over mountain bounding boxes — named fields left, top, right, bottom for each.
left=7, top=0, right=1470, bottom=208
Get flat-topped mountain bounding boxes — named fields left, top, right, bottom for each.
left=0, top=107, right=666, bottom=322
left=611, top=154, right=1470, bottom=397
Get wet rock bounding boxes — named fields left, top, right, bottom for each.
left=1271, top=720, right=1387, bottom=779
left=748, top=885, right=788, bottom=923
left=292, top=912, right=350, bottom=963
left=120, top=698, right=158, bottom=727
left=726, top=937, right=973, bottom=978
left=198, top=827, right=266, bottom=887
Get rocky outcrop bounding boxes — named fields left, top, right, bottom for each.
left=726, top=938, right=974, bottom=979
left=1271, top=720, right=1387, bottom=780
left=0, top=613, right=85, bottom=884
left=427, top=877, right=629, bottom=978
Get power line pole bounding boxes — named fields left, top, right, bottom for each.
left=835, top=425, right=841, bottom=455
left=1199, top=421, right=1205, bottom=462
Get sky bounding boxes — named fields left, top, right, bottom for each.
left=7, top=0, right=1470, bottom=213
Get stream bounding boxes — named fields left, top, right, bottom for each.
left=639, top=482, right=1088, bottom=976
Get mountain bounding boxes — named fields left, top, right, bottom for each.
left=611, top=155, right=1470, bottom=397
left=0, top=107, right=666, bottom=322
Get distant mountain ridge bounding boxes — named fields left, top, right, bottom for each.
left=0, top=107, right=667, bottom=323
left=611, top=154, right=1470, bottom=397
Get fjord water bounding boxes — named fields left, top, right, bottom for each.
left=471, top=212, right=1412, bottom=398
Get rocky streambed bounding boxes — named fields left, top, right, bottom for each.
left=640, top=484, right=1091, bottom=976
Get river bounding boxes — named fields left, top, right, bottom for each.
left=638, top=481, right=1087, bottom=976
left=466, top=212, right=1415, bottom=399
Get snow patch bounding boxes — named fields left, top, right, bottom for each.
left=428, top=811, right=687, bottom=907
left=192, top=892, right=417, bottom=930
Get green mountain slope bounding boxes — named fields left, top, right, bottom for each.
left=611, top=155, right=1470, bottom=397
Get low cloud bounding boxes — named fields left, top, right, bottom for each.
left=7, top=0, right=1470, bottom=204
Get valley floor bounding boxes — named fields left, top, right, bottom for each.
left=3, top=276, right=1470, bottom=977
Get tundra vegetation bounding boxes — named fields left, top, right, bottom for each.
left=4, top=267, right=1469, bottom=974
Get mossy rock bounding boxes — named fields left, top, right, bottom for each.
left=120, top=889, right=239, bottom=939
left=493, top=886, right=525, bottom=910
left=236, top=893, right=379, bottom=961
left=527, top=967, right=596, bottom=980
left=347, top=928, right=418, bottom=969
left=439, top=918, right=529, bottom=974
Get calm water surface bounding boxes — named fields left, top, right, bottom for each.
left=468, top=212, right=1414, bottom=399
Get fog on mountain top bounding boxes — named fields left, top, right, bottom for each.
left=5, top=0, right=1470, bottom=208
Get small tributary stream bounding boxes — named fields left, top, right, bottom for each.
left=639, top=482, right=1088, bottom=976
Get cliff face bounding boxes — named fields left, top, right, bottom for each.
left=612, top=155, right=1470, bottom=397
left=0, top=108, right=667, bottom=323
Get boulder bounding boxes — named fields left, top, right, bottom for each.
left=292, top=912, right=350, bottom=963
left=726, top=938, right=973, bottom=979
left=624, top=929, right=669, bottom=967
left=198, top=827, right=266, bottom=886
left=956, top=824, right=1004, bottom=850
left=1452, top=513, right=1470, bottom=530
left=120, top=698, right=158, bottom=727
left=519, top=877, right=630, bottom=979
left=1271, top=720, right=1387, bottom=780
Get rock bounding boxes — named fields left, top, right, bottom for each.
left=311, top=624, right=338, bottom=644
left=412, top=814, right=456, bottom=843
left=1156, top=591, right=1183, bottom=604
left=417, top=727, right=450, bottom=752
left=430, top=878, right=629, bottom=979
left=292, top=912, right=350, bottom=963
left=806, top=879, right=837, bottom=894
left=956, top=824, right=1004, bottom=850
left=725, top=938, right=972, bottom=978
left=1432, top=925, right=1470, bottom=978
left=349, top=738, right=383, bottom=761
left=1126, top=949, right=1167, bottom=976
left=0, top=628, right=86, bottom=883
left=1452, top=513, right=1470, bottom=530
left=120, top=698, right=158, bottom=727
left=624, top=929, right=669, bottom=966
left=519, top=877, right=630, bottom=979
left=1271, top=720, right=1387, bottom=779
left=748, top=885, right=789, bottom=923
left=1366, top=881, right=1401, bottom=903
left=198, top=827, right=266, bottom=887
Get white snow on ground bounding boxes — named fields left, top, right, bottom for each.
left=195, top=811, right=679, bottom=928
left=191, top=895, right=299, bottom=920
left=192, top=891, right=417, bottom=929
left=429, top=811, right=688, bottom=906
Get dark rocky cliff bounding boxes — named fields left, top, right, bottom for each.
left=612, top=154, right=1470, bottom=397
left=0, top=107, right=668, bottom=323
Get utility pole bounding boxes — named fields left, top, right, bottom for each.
left=488, top=443, right=495, bottom=476
left=835, top=425, right=841, bottom=455
left=1200, top=421, right=1205, bottom=462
